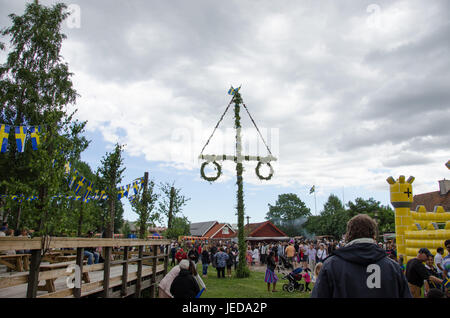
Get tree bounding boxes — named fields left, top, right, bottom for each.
left=347, top=197, right=395, bottom=235
left=97, top=143, right=125, bottom=238
left=131, top=176, right=160, bottom=239
left=163, top=216, right=190, bottom=240
left=158, top=182, right=190, bottom=229
left=0, top=1, right=88, bottom=235
left=265, top=193, right=311, bottom=237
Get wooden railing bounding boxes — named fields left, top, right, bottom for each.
left=0, top=237, right=170, bottom=298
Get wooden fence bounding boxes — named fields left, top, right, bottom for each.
left=0, top=237, right=170, bottom=298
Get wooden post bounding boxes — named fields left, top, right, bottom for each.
left=74, top=247, right=84, bottom=298
left=121, top=247, right=129, bottom=297
left=26, top=249, right=42, bottom=298
left=139, top=172, right=149, bottom=239
left=163, top=244, right=169, bottom=276
left=168, top=187, right=175, bottom=229
left=150, top=244, right=158, bottom=298
left=134, top=245, right=143, bottom=298
left=103, top=246, right=112, bottom=298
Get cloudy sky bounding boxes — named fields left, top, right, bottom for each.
left=1, top=0, right=449, bottom=225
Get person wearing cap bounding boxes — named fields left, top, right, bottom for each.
left=170, top=259, right=200, bottom=298
left=405, top=248, right=443, bottom=298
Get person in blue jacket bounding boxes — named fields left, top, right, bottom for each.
left=311, top=214, right=411, bottom=298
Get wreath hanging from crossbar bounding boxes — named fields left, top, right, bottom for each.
left=200, top=161, right=222, bottom=182
left=255, top=162, right=274, bottom=180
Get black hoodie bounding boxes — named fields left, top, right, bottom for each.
left=311, top=243, right=411, bottom=298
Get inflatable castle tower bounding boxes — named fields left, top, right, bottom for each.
left=387, top=160, right=450, bottom=262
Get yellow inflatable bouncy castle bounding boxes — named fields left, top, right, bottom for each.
left=387, top=173, right=450, bottom=262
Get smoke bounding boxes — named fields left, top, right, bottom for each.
left=270, top=216, right=315, bottom=239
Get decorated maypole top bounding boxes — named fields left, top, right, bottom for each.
left=198, top=86, right=277, bottom=277
left=198, top=86, right=277, bottom=182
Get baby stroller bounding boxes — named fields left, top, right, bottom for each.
left=277, top=255, right=294, bottom=273
left=282, top=267, right=305, bottom=293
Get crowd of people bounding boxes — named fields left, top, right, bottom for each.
left=160, top=214, right=450, bottom=298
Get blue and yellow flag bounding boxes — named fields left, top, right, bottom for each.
left=15, top=126, right=28, bottom=153
left=29, top=126, right=41, bottom=150
left=132, top=181, right=140, bottom=195
left=74, top=175, right=86, bottom=195
left=0, top=124, right=10, bottom=153
left=228, top=85, right=241, bottom=96
left=123, top=184, right=131, bottom=198
left=73, top=196, right=82, bottom=201
left=309, top=185, right=315, bottom=194
left=100, top=189, right=108, bottom=201
left=69, top=170, right=78, bottom=189
left=83, top=181, right=93, bottom=203
left=92, top=189, right=99, bottom=200
left=117, top=186, right=125, bottom=200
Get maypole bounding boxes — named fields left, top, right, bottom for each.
left=199, top=87, right=277, bottom=278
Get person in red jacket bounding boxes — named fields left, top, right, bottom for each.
left=175, top=248, right=187, bottom=264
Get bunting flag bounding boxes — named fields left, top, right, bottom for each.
left=92, top=189, right=100, bottom=200
left=100, top=189, right=108, bottom=201
left=69, top=170, right=78, bottom=189
left=29, top=126, right=41, bottom=150
left=15, top=126, right=27, bottom=153
left=0, top=124, right=10, bottom=153
left=83, top=181, right=93, bottom=203
left=132, top=180, right=140, bottom=195
left=128, top=194, right=137, bottom=205
left=73, top=175, right=86, bottom=195
left=117, top=186, right=125, bottom=200
left=73, top=196, right=82, bottom=201
left=123, top=184, right=130, bottom=198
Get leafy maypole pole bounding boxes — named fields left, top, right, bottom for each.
left=199, top=87, right=277, bottom=278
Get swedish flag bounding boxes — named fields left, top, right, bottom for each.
left=123, top=184, right=130, bottom=198
left=74, top=175, right=86, bottom=195
left=29, top=126, right=41, bottom=150
left=83, top=181, right=93, bottom=203
left=69, top=170, right=78, bottom=189
left=15, top=126, right=28, bottom=153
left=117, top=186, right=125, bottom=200
left=309, top=185, right=315, bottom=194
left=100, top=189, right=108, bottom=201
left=92, top=189, right=99, bottom=200
left=228, top=86, right=241, bottom=96
left=132, top=181, right=140, bottom=195
left=74, top=196, right=82, bottom=201
left=0, top=124, right=10, bottom=153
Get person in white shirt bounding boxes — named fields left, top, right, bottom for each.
left=317, top=243, right=327, bottom=263
left=434, top=247, right=444, bottom=276
left=308, top=243, right=317, bottom=271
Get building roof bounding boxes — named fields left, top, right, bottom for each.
left=231, top=221, right=288, bottom=239
left=204, top=223, right=236, bottom=238
left=412, top=191, right=450, bottom=212
left=190, top=221, right=218, bottom=237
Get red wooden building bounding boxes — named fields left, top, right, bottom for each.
left=234, top=221, right=289, bottom=242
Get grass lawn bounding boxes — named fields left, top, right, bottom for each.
left=169, top=264, right=313, bottom=298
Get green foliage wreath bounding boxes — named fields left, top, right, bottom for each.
left=200, top=161, right=222, bottom=182
left=255, top=161, right=274, bottom=180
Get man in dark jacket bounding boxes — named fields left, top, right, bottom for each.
left=311, top=214, right=411, bottom=298
left=170, top=259, right=200, bottom=298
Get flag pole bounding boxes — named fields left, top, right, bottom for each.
left=314, top=190, right=317, bottom=215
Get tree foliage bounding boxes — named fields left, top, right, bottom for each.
left=0, top=1, right=88, bottom=235
left=131, top=179, right=160, bottom=239
left=265, top=193, right=311, bottom=236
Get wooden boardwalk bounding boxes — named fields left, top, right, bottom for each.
left=0, top=263, right=165, bottom=298
left=0, top=237, right=170, bottom=298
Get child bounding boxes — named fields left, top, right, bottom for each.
left=313, top=262, right=323, bottom=283
left=265, top=251, right=278, bottom=292
left=302, top=268, right=312, bottom=292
